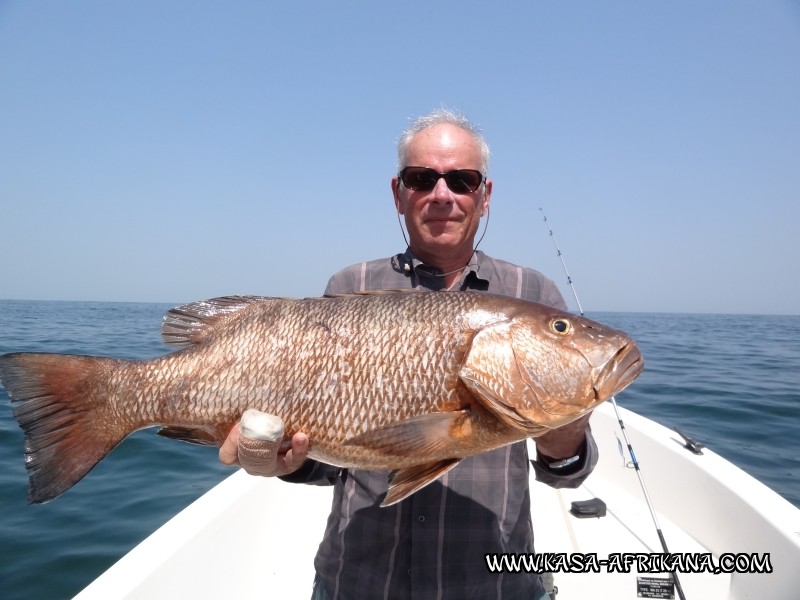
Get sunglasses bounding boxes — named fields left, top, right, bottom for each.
left=399, top=167, right=485, bottom=194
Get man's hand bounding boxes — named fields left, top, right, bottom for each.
left=535, top=413, right=591, bottom=461
left=219, top=409, right=309, bottom=477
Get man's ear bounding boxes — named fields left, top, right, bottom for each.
left=392, top=176, right=405, bottom=215
left=481, top=179, right=492, bottom=216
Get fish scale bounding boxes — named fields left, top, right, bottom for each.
left=0, top=291, right=643, bottom=505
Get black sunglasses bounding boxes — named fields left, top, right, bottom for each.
left=399, top=167, right=485, bottom=194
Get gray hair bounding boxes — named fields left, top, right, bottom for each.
left=396, top=108, right=491, bottom=175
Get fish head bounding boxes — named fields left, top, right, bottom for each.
left=460, top=304, right=643, bottom=435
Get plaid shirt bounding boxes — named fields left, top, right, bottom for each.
left=282, top=250, right=598, bottom=600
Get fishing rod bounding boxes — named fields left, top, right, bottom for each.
left=538, top=208, right=687, bottom=600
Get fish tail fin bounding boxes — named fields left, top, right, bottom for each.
left=0, top=352, right=127, bottom=504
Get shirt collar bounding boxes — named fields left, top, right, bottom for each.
left=396, top=248, right=491, bottom=286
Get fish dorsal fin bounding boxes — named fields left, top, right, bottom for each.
left=323, top=288, right=425, bottom=298
left=382, top=459, right=461, bottom=506
left=342, top=411, right=467, bottom=456
left=161, top=295, right=270, bottom=347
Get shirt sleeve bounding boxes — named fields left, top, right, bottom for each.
left=530, top=427, right=599, bottom=489
left=278, top=459, right=341, bottom=486
left=324, top=267, right=357, bottom=295
left=539, top=276, right=569, bottom=312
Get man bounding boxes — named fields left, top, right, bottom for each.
left=220, top=109, right=597, bottom=599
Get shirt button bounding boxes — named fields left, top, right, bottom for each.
left=417, top=515, right=426, bottom=523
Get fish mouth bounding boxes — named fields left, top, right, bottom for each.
left=593, top=341, right=644, bottom=402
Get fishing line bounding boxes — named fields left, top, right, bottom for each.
left=538, top=208, right=687, bottom=600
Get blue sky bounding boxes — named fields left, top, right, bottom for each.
left=1, top=1, right=798, bottom=315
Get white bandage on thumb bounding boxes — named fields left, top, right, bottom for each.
left=238, top=409, right=285, bottom=472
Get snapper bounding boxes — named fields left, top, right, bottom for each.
left=0, top=291, right=642, bottom=506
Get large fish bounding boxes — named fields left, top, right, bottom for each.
left=0, top=291, right=643, bottom=506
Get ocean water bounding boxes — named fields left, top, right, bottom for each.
left=0, top=300, right=798, bottom=600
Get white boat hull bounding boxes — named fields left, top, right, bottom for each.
left=75, top=404, right=800, bottom=599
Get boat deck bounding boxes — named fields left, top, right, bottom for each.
left=76, top=404, right=800, bottom=599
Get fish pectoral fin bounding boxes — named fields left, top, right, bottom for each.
left=156, top=426, right=219, bottom=446
left=460, top=372, right=533, bottom=433
left=382, top=459, right=461, bottom=507
left=342, top=411, right=467, bottom=456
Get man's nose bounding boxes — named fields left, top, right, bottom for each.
left=431, top=177, right=454, bottom=202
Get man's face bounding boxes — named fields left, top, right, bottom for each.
left=392, top=124, right=492, bottom=264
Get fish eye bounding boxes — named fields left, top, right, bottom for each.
left=550, top=318, right=572, bottom=336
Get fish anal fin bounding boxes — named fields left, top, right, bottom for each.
left=382, top=459, right=461, bottom=506
left=343, top=411, right=467, bottom=457
left=160, top=296, right=273, bottom=348
left=156, top=425, right=219, bottom=446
